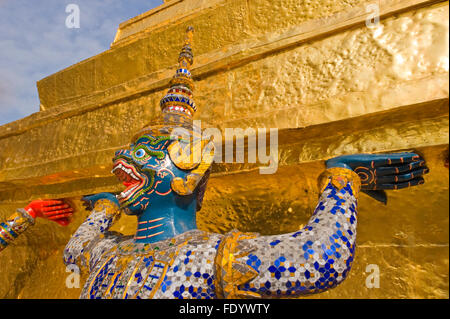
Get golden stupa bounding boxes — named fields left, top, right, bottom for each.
left=0, top=0, right=448, bottom=298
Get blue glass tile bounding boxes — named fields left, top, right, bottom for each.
left=270, top=240, right=281, bottom=246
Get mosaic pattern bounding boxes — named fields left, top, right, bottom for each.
left=69, top=227, right=222, bottom=299
left=64, top=168, right=361, bottom=299
left=230, top=170, right=359, bottom=297
left=0, top=209, right=34, bottom=252
left=214, top=230, right=261, bottom=298
left=63, top=199, right=122, bottom=271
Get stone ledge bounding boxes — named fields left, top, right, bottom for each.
left=112, top=0, right=225, bottom=47
left=0, top=98, right=447, bottom=201
left=0, top=74, right=446, bottom=183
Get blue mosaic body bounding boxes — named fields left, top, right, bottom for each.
left=63, top=170, right=359, bottom=299
left=63, top=198, right=222, bottom=299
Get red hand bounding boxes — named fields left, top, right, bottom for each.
left=25, top=199, right=74, bottom=226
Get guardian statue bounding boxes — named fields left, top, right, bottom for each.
left=3, top=28, right=429, bottom=299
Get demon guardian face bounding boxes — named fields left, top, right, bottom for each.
left=112, top=129, right=214, bottom=216
left=112, top=134, right=185, bottom=215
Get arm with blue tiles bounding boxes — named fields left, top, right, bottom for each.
left=1, top=200, right=74, bottom=252
left=214, top=152, right=428, bottom=298
left=63, top=193, right=122, bottom=272
left=0, top=210, right=36, bottom=252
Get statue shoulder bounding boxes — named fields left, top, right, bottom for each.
left=214, top=230, right=261, bottom=298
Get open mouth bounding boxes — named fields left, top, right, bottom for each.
left=112, top=159, right=145, bottom=203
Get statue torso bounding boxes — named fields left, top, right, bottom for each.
left=81, top=230, right=223, bottom=299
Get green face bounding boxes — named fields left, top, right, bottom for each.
left=111, top=134, right=182, bottom=213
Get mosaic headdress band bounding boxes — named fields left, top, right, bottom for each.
left=160, top=26, right=197, bottom=121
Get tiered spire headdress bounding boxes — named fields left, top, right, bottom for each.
left=160, top=26, right=196, bottom=122
left=135, top=26, right=197, bottom=139
left=133, top=27, right=214, bottom=201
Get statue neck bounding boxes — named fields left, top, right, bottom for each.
left=134, top=198, right=197, bottom=244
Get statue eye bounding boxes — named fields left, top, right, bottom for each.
left=134, top=148, right=147, bottom=159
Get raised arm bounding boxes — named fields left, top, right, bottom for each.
left=63, top=193, right=122, bottom=272
left=1, top=200, right=73, bottom=252
left=214, top=152, right=428, bottom=298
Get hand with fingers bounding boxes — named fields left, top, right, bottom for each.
left=24, top=199, right=75, bottom=226
left=81, top=192, right=119, bottom=211
left=326, top=152, right=429, bottom=204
